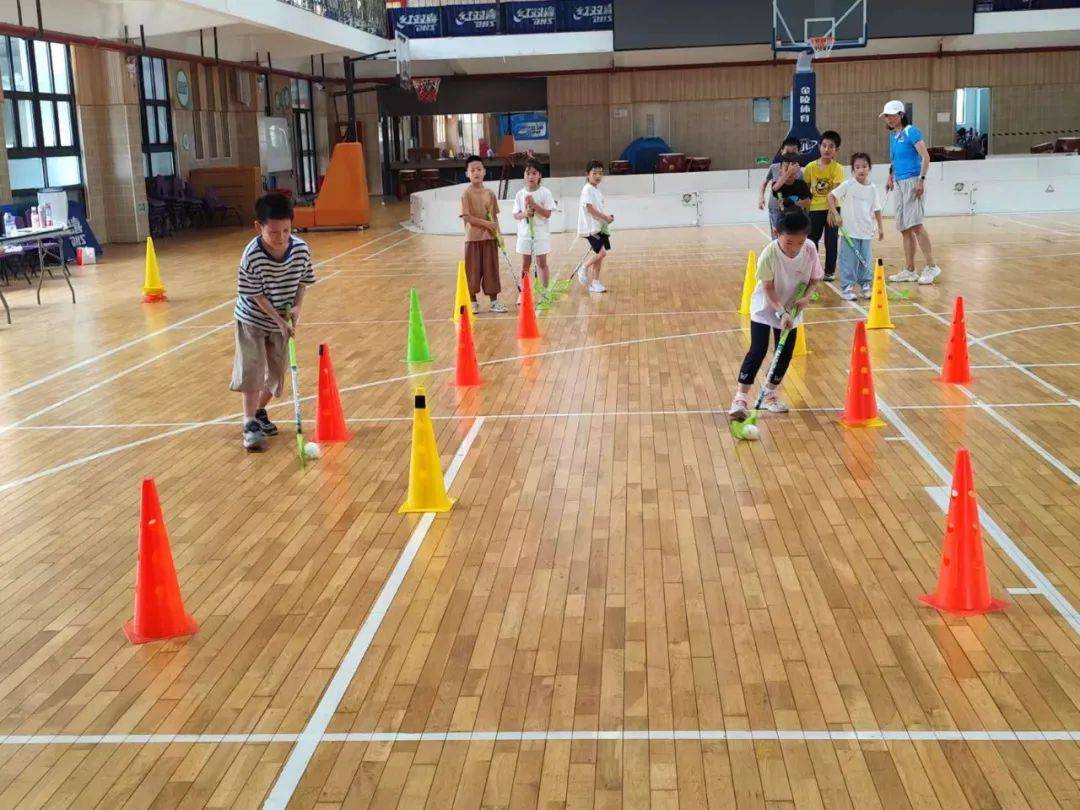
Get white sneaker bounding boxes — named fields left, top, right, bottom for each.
left=839, top=285, right=857, bottom=301
left=918, top=265, right=942, bottom=285
left=728, top=395, right=750, bottom=417
left=576, top=264, right=588, bottom=286
left=489, top=301, right=508, bottom=314
left=588, top=280, right=607, bottom=293
left=889, top=268, right=919, bottom=283
left=860, top=284, right=872, bottom=300
left=762, top=393, right=789, bottom=413
left=470, top=301, right=479, bottom=315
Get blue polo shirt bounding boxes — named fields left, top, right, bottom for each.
left=889, top=125, right=924, bottom=181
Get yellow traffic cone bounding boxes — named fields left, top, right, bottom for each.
left=738, top=250, right=756, bottom=316
left=866, top=259, right=894, bottom=330
left=793, top=322, right=809, bottom=357
left=399, top=387, right=455, bottom=514
left=142, top=237, right=166, bottom=302
left=453, top=260, right=473, bottom=326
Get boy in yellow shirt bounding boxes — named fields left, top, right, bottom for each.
left=803, top=130, right=844, bottom=281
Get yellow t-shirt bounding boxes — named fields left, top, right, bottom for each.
left=803, top=160, right=845, bottom=212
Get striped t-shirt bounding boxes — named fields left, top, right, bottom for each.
left=233, top=236, right=315, bottom=331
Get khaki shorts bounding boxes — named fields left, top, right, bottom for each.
left=894, top=177, right=925, bottom=232
left=230, top=320, right=287, bottom=396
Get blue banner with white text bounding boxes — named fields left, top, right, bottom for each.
left=503, top=1, right=559, bottom=34
left=784, top=71, right=821, bottom=163
left=444, top=4, right=499, bottom=36
left=388, top=7, right=442, bottom=38
left=559, top=1, right=613, bottom=32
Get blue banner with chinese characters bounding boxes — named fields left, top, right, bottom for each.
left=388, top=7, right=443, bottom=38
left=559, top=1, right=613, bottom=32
left=503, top=1, right=558, bottom=34
left=62, top=201, right=101, bottom=263
left=444, top=4, right=499, bottom=36
left=784, top=71, right=821, bottom=163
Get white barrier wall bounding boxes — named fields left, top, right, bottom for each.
left=407, top=155, right=1080, bottom=235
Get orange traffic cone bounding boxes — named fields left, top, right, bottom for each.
left=920, top=448, right=1007, bottom=615
left=315, top=343, right=351, bottom=443
left=517, top=273, right=541, bottom=340
left=454, top=305, right=483, bottom=386
left=938, top=296, right=972, bottom=385
left=124, top=478, right=198, bottom=644
left=840, top=320, right=886, bottom=428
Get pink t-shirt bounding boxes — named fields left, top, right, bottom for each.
left=750, top=239, right=823, bottom=328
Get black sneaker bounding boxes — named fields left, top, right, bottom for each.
left=243, top=420, right=267, bottom=452
left=254, top=408, right=278, bottom=436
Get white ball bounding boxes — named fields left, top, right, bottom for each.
left=741, top=425, right=760, bottom=441
left=304, top=442, right=322, bottom=459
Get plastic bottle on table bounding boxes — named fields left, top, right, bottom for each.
left=30, top=206, right=40, bottom=229
left=3, top=212, right=13, bottom=235
left=43, top=203, right=52, bottom=227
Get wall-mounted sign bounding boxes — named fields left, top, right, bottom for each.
left=175, top=69, right=191, bottom=108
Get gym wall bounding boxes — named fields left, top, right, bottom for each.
left=547, top=50, right=1080, bottom=175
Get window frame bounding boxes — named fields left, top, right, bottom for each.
left=291, top=77, right=317, bottom=195
left=139, top=55, right=176, bottom=177
left=1, top=36, right=84, bottom=200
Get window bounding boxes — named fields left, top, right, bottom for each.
left=781, top=94, right=791, bottom=123
left=458, top=112, right=483, bottom=156
left=139, top=55, right=175, bottom=176
left=752, top=97, right=771, bottom=124
left=291, top=78, right=317, bottom=195
left=1, top=36, right=84, bottom=204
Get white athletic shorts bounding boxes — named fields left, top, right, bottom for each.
left=894, top=177, right=925, bottom=232
left=516, top=235, right=550, bottom=256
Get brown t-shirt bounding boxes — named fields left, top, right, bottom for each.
left=461, top=185, right=499, bottom=242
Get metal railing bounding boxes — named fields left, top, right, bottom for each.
left=277, top=0, right=387, bottom=37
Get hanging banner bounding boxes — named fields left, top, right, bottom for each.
left=783, top=70, right=821, bottom=163
left=62, top=201, right=102, bottom=263
left=511, top=112, right=548, bottom=141
left=503, top=1, right=558, bottom=34
left=388, top=8, right=443, bottom=38
left=443, top=4, right=499, bottom=36
left=559, top=1, right=613, bottom=32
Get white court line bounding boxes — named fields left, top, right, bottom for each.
left=987, top=214, right=1076, bottom=237
left=2, top=727, right=1077, bottom=747
left=977, top=320, right=1080, bottom=343
left=264, top=416, right=485, bottom=810
left=1008, top=588, right=1044, bottom=596
left=927, top=487, right=1080, bottom=635
left=830, top=288, right=1080, bottom=635
left=911, top=302, right=1076, bottom=403
left=0, top=227, right=407, bottom=402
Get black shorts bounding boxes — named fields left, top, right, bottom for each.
left=586, top=234, right=611, bottom=253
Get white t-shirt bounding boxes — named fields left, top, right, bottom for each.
left=750, top=240, right=824, bottom=329
left=830, top=178, right=882, bottom=240
left=578, top=183, right=605, bottom=235
left=513, top=186, right=555, bottom=240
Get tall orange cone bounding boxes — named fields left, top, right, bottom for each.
left=938, top=296, right=972, bottom=384
left=124, top=478, right=198, bottom=644
left=866, top=259, right=894, bottom=330
left=454, top=305, right=483, bottom=386
left=517, top=273, right=541, bottom=340
left=920, top=448, right=1007, bottom=615
left=840, top=321, right=886, bottom=428
left=314, top=343, right=351, bottom=443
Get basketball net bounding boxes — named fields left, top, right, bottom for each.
left=808, top=35, right=835, bottom=59
left=411, top=77, right=441, bottom=103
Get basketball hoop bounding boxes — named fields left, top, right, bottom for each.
left=411, top=77, right=441, bottom=104
left=808, top=34, right=835, bottom=59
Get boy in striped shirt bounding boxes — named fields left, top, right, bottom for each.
left=230, top=194, right=315, bottom=451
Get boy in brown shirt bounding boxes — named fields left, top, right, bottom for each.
left=459, top=155, right=506, bottom=313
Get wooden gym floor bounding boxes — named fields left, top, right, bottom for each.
left=0, top=203, right=1078, bottom=809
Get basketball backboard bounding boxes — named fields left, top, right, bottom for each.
left=773, top=0, right=867, bottom=53
left=395, top=30, right=411, bottom=90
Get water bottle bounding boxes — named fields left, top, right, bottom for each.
left=3, top=212, right=13, bottom=235
left=43, top=203, right=52, bottom=227
left=30, top=206, right=39, bottom=229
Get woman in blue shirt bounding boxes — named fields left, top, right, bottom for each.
left=881, top=100, right=942, bottom=285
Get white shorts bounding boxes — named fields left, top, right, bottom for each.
left=894, top=177, right=925, bottom=232
left=516, top=235, right=550, bottom=256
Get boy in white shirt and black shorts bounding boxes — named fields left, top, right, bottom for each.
left=512, top=158, right=555, bottom=303
left=576, top=160, right=614, bottom=293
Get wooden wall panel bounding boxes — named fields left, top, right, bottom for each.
left=549, top=105, right=611, bottom=175
left=548, top=74, right=608, bottom=107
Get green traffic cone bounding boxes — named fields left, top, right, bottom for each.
left=405, top=288, right=432, bottom=363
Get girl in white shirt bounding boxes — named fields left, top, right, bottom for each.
left=827, top=152, right=884, bottom=300
left=730, top=209, right=824, bottom=417
left=512, top=159, right=555, bottom=298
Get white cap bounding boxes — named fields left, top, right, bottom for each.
left=880, top=100, right=905, bottom=117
